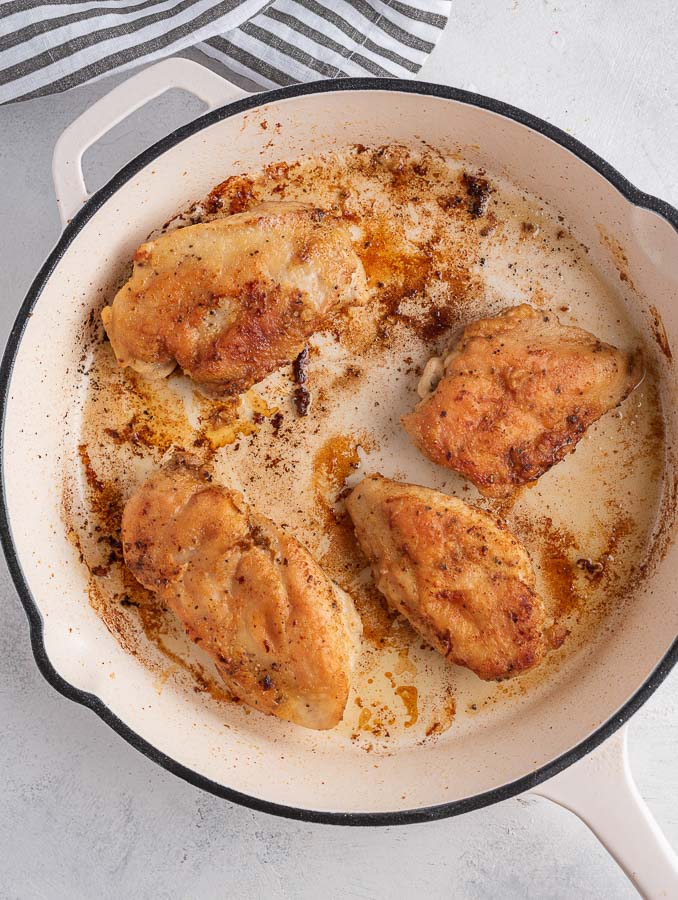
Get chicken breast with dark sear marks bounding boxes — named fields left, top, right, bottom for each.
left=403, top=304, right=643, bottom=498
left=102, top=202, right=367, bottom=397
left=346, top=474, right=547, bottom=680
left=122, top=454, right=362, bottom=730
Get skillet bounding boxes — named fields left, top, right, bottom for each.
left=2, top=59, right=677, bottom=895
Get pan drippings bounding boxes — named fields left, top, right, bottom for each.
left=63, top=143, right=667, bottom=752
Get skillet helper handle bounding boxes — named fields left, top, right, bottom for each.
left=530, top=727, right=678, bottom=899
left=52, top=58, right=248, bottom=227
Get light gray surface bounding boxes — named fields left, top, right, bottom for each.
left=1, top=4, right=677, bottom=898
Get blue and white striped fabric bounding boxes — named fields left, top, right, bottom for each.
left=0, top=0, right=451, bottom=103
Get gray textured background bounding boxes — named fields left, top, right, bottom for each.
left=1, top=3, right=677, bottom=897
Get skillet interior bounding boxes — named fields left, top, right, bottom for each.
left=2, top=83, right=678, bottom=821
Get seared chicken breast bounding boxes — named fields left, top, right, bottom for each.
left=122, top=454, right=362, bottom=730
left=346, top=474, right=546, bottom=680
left=403, top=304, right=643, bottom=498
left=102, top=202, right=366, bottom=396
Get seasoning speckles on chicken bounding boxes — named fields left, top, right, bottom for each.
left=346, top=474, right=547, bottom=680
left=122, top=454, right=362, bottom=730
left=403, top=304, right=643, bottom=498
left=102, top=202, right=367, bottom=397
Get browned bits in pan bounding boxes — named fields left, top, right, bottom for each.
left=293, top=347, right=310, bottom=416
left=461, top=171, right=492, bottom=218
left=66, top=141, right=668, bottom=746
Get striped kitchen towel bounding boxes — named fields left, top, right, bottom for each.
left=0, top=0, right=451, bottom=104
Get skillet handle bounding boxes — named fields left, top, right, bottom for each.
left=52, top=58, right=248, bottom=227
left=530, top=727, right=678, bottom=898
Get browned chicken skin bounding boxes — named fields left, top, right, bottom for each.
left=122, top=455, right=362, bottom=729
left=346, top=474, right=546, bottom=680
left=102, top=202, right=367, bottom=396
left=403, top=304, right=643, bottom=498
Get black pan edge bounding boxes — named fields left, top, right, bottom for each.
left=2, top=76, right=677, bottom=826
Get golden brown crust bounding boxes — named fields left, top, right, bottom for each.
left=346, top=474, right=546, bottom=680
left=122, top=454, right=362, bottom=729
left=102, top=202, right=366, bottom=396
left=403, top=305, right=643, bottom=498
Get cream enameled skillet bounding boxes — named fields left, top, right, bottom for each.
left=2, top=59, right=677, bottom=896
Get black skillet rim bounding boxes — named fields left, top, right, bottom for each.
left=2, top=77, right=677, bottom=826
